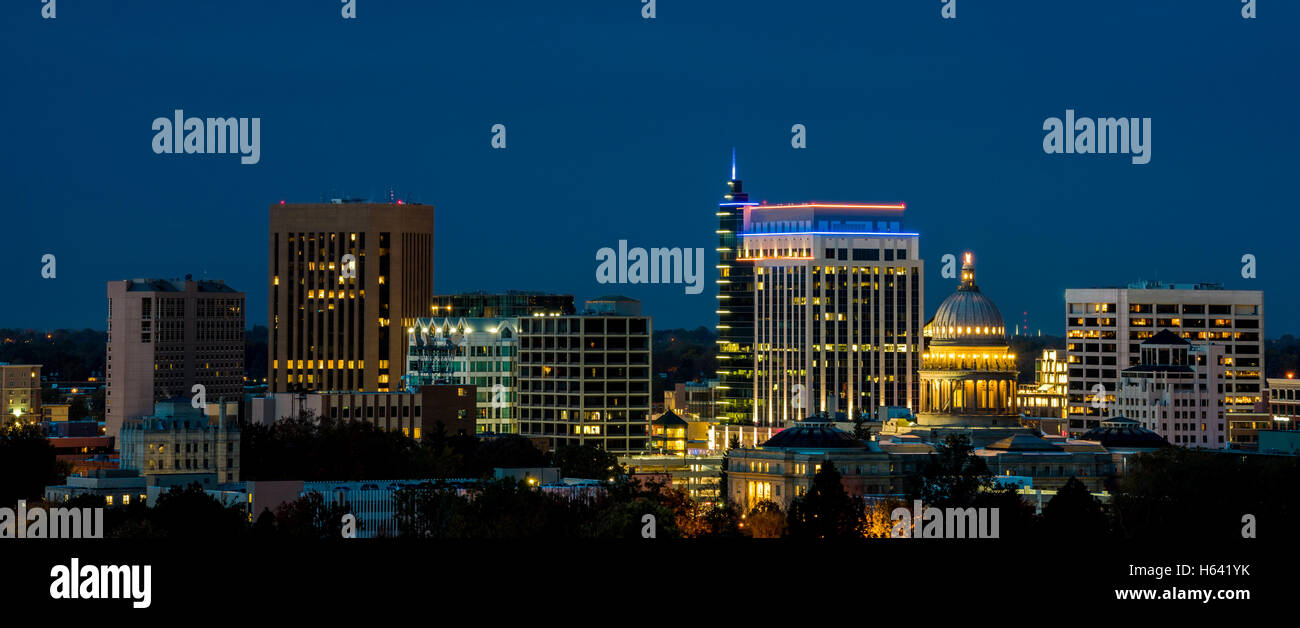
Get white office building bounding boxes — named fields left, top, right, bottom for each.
left=1116, top=330, right=1227, bottom=448
left=747, top=202, right=923, bottom=426
left=405, top=317, right=517, bottom=435
left=1064, top=282, right=1263, bottom=434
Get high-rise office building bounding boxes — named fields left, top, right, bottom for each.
left=105, top=277, right=245, bottom=439
left=748, top=201, right=923, bottom=426
left=268, top=201, right=434, bottom=394
left=429, top=291, right=574, bottom=318
left=515, top=308, right=652, bottom=454
left=1064, top=282, right=1263, bottom=434
left=716, top=156, right=759, bottom=424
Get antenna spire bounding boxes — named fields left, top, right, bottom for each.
left=731, top=147, right=737, bottom=180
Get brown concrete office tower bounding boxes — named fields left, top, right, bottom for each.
left=105, top=278, right=245, bottom=439
left=269, top=201, right=434, bottom=394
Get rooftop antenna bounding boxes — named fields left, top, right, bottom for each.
left=730, top=147, right=737, bottom=180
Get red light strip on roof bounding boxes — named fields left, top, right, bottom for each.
left=751, top=202, right=906, bottom=210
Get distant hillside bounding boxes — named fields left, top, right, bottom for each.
left=0, top=329, right=106, bottom=380
left=653, top=327, right=718, bottom=397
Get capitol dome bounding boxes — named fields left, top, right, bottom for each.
left=928, top=252, right=1006, bottom=345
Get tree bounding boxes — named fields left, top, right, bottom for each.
left=552, top=444, right=623, bottom=481
left=274, top=491, right=356, bottom=539
left=786, top=461, right=864, bottom=538
left=0, top=422, right=61, bottom=505
left=252, top=508, right=277, bottom=537
left=1039, top=477, right=1107, bottom=538
left=745, top=500, right=787, bottom=538
left=666, top=489, right=740, bottom=538
left=585, top=496, right=678, bottom=539
left=863, top=497, right=908, bottom=538
left=392, top=484, right=470, bottom=539
left=973, top=484, right=1037, bottom=539
left=911, top=434, right=993, bottom=508
left=1112, top=447, right=1299, bottom=540
left=68, top=397, right=89, bottom=421
left=852, top=413, right=871, bottom=441
left=466, top=435, right=548, bottom=477
left=144, top=483, right=247, bottom=539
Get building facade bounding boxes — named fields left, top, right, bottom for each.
left=430, top=291, right=574, bottom=318
left=749, top=202, right=923, bottom=426
left=716, top=166, right=759, bottom=424
left=515, top=312, right=652, bottom=454
left=1225, top=377, right=1300, bottom=449
left=1266, top=377, right=1300, bottom=421
left=118, top=399, right=241, bottom=483
left=880, top=252, right=1035, bottom=448
left=405, top=317, right=517, bottom=434
left=1064, top=282, right=1263, bottom=434
left=1, top=363, right=42, bottom=424
left=1016, top=349, right=1069, bottom=419
left=268, top=201, right=435, bottom=394
left=105, top=277, right=244, bottom=439
left=250, top=386, right=477, bottom=438
left=1116, top=330, right=1227, bottom=449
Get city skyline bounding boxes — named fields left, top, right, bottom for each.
left=2, top=2, right=1297, bottom=335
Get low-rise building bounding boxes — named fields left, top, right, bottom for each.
left=118, top=398, right=240, bottom=483
left=405, top=317, right=517, bottom=435
left=622, top=454, right=725, bottom=505
left=249, top=385, right=478, bottom=438
left=1, top=362, right=42, bottom=424
left=1016, top=348, right=1068, bottom=419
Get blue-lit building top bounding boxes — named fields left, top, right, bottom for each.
left=742, top=202, right=913, bottom=236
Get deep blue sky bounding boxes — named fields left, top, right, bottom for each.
left=2, top=0, right=1296, bottom=335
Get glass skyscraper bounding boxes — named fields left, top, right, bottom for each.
left=716, top=157, right=759, bottom=424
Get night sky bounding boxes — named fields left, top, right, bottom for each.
left=2, top=0, right=1296, bottom=335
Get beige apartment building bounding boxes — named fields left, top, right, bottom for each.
left=1, top=362, right=42, bottom=424
left=118, top=398, right=241, bottom=483
left=268, top=201, right=435, bottom=394
left=105, top=277, right=244, bottom=439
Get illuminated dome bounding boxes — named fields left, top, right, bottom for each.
left=929, top=252, right=1005, bottom=345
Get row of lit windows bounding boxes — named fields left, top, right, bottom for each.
left=274, top=359, right=366, bottom=370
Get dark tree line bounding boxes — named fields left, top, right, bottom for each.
left=0, top=422, right=66, bottom=506
left=241, top=412, right=622, bottom=482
